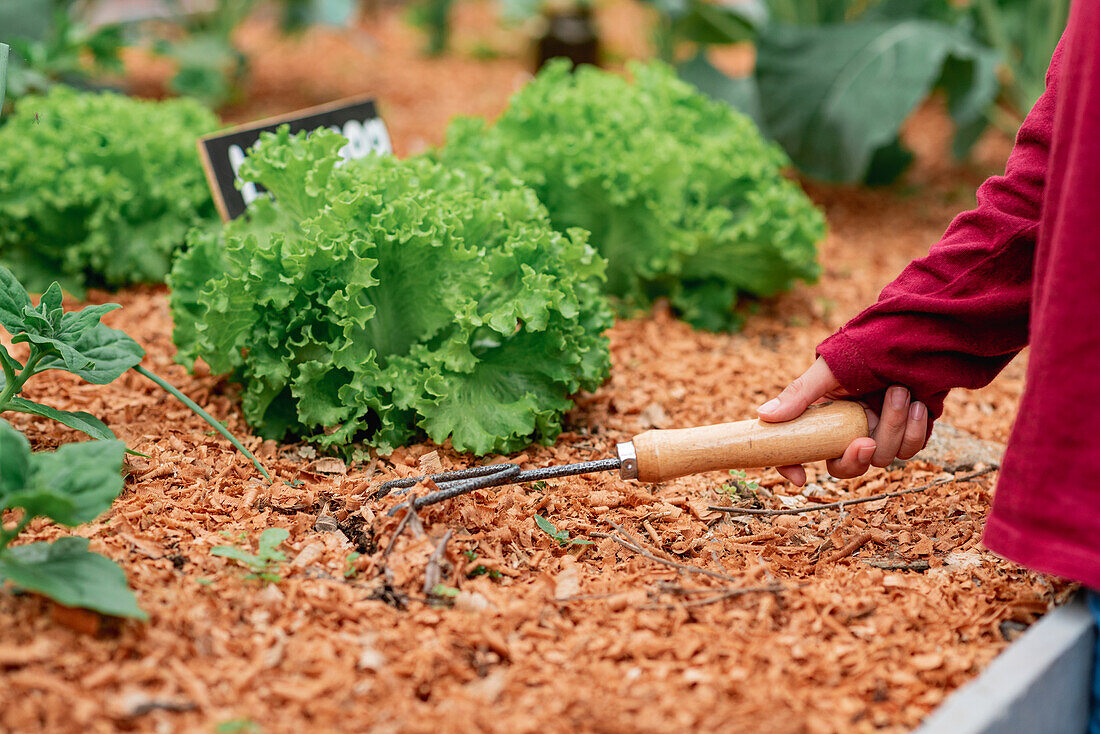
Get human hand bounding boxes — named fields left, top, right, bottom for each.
left=756, top=357, right=928, bottom=486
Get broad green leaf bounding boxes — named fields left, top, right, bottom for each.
left=5, top=396, right=117, bottom=442
left=0, top=538, right=145, bottom=618
left=753, top=19, right=999, bottom=182
left=3, top=437, right=125, bottom=525
left=34, top=322, right=144, bottom=384
left=0, top=265, right=33, bottom=335
left=0, top=419, right=31, bottom=498
left=671, top=0, right=763, bottom=45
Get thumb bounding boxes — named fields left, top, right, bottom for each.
left=757, top=358, right=841, bottom=423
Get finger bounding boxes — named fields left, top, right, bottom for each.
left=870, top=386, right=910, bottom=467
left=826, top=437, right=876, bottom=479
left=758, top=358, right=841, bottom=423
left=776, top=464, right=807, bottom=486
left=896, top=401, right=928, bottom=460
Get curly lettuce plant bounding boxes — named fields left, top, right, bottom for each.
left=0, top=86, right=219, bottom=295
left=169, top=127, right=613, bottom=456
left=0, top=419, right=143, bottom=618
left=437, top=60, right=825, bottom=331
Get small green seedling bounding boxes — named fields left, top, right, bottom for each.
left=535, top=515, right=593, bottom=548
left=0, top=265, right=268, bottom=479
left=211, top=528, right=289, bottom=583
left=718, top=469, right=760, bottom=499
left=0, top=419, right=144, bottom=618
left=344, top=551, right=361, bottom=579
left=216, top=719, right=261, bottom=734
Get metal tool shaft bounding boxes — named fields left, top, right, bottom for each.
left=378, top=457, right=622, bottom=515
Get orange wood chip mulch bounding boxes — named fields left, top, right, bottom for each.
left=1, top=3, right=1065, bottom=732
left=0, top=280, right=1067, bottom=734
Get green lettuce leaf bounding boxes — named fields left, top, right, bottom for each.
left=436, top=60, right=825, bottom=331
left=170, top=127, right=613, bottom=456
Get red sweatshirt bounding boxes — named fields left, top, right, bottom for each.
left=817, top=4, right=1100, bottom=589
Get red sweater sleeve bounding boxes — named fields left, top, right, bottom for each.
left=816, top=42, right=1063, bottom=419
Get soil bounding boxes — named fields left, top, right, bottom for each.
left=0, top=3, right=1068, bottom=734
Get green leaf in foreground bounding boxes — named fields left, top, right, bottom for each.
left=0, top=420, right=144, bottom=619
left=0, top=538, right=145, bottom=619
left=0, top=264, right=268, bottom=477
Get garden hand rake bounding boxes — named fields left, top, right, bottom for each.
left=376, top=401, right=868, bottom=514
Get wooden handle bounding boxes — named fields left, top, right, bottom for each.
left=630, top=401, right=869, bottom=483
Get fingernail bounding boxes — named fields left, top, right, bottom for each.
left=759, top=398, right=781, bottom=413
left=890, top=386, right=909, bottom=409
left=910, top=402, right=926, bottom=421
left=857, top=445, right=875, bottom=464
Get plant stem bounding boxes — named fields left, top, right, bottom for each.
left=0, top=350, right=42, bottom=408
left=0, top=43, right=7, bottom=117
left=132, top=365, right=270, bottom=481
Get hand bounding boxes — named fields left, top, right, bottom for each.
left=756, top=357, right=929, bottom=486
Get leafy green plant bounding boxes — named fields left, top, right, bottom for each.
left=212, top=527, right=289, bottom=583
left=437, top=60, right=824, bottom=330
left=170, top=126, right=613, bottom=456
left=0, top=265, right=269, bottom=479
left=674, top=0, right=1001, bottom=184
left=0, top=86, right=219, bottom=295
left=0, top=419, right=144, bottom=618
left=535, top=515, right=593, bottom=547
left=0, top=0, right=123, bottom=106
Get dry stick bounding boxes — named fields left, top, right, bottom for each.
left=422, top=529, right=454, bottom=596
left=381, top=491, right=418, bottom=559
left=863, top=559, right=930, bottom=572
left=707, top=467, right=997, bottom=516
left=595, top=526, right=748, bottom=586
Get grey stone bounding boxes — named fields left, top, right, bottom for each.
left=912, top=422, right=1005, bottom=471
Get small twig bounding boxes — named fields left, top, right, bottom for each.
left=862, top=558, right=930, bottom=572
left=708, top=467, right=996, bottom=516
left=127, top=700, right=198, bottom=717
left=381, top=491, right=418, bottom=558
left=422, top=529, right=453, bottom=595
left=594, top=524, right=741, bottom=584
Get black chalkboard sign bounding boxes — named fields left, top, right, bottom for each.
left=198, top=97, right=391, bottom=221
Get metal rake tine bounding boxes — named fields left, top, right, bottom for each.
left=385, top=463, right=522, bottom=515
left=373, top=462, right=520, bottom=500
